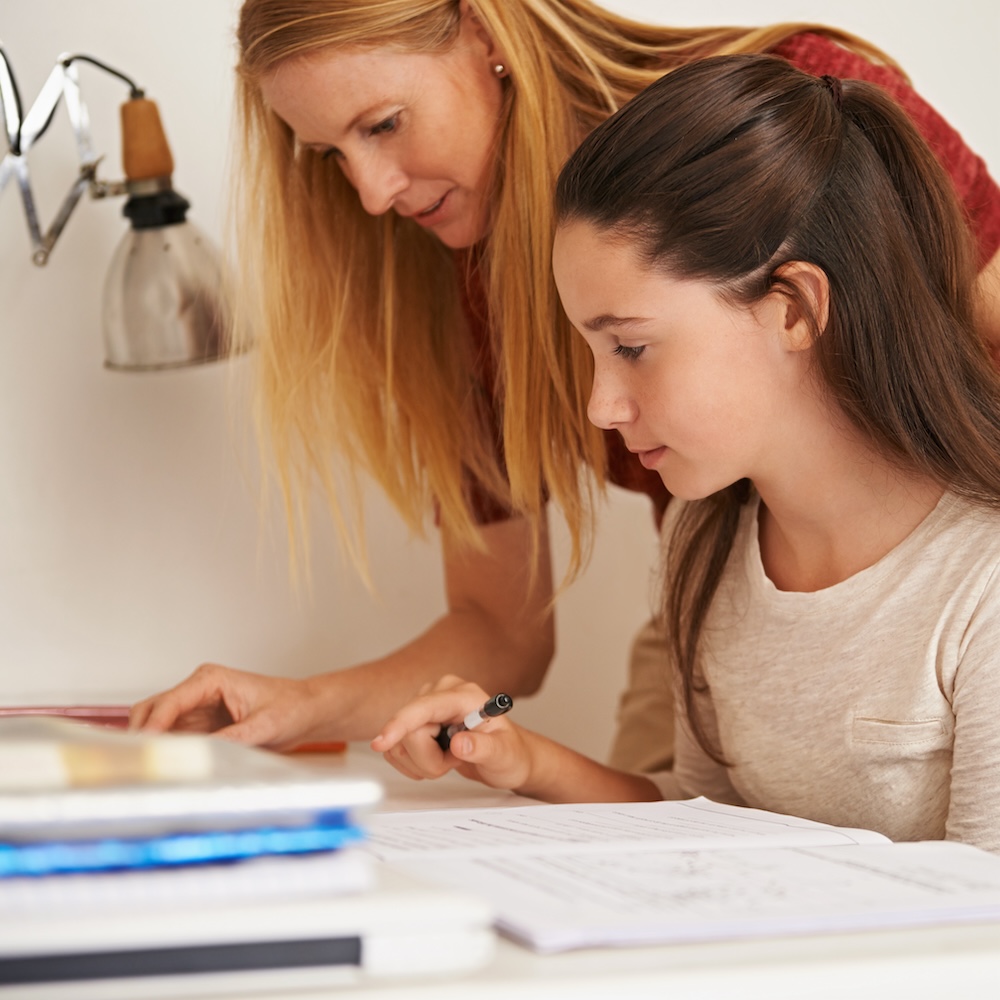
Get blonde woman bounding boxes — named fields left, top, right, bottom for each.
left=130, top=1, right=1000, bottom=762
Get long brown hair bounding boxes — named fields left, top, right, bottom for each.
left=232, top=0, right=893, bottom=575
left=555, top=54, right=1000, bottom=759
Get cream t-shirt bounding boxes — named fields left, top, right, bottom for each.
left=652, top=492, right=1000, bottom=853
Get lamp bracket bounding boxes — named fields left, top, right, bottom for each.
left=0, top=47, right=137, bottom=266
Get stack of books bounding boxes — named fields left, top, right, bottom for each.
left=0, top=717, right=494, bottom=995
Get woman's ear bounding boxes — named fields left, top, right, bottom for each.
left=770, top=261, right=830, bottom=353
left=460, top=0, right=509, bottom=73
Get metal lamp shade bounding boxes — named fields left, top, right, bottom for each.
left=102, top=218, right=228, bottom=371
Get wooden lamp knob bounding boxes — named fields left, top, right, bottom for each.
left=120, top=97, right=174, bottom=181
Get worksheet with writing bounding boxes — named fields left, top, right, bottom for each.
left=402, top=842, right=1000, bottom=951
left=366, top=799, right=1000, bottom=953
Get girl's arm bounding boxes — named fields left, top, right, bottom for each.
left=130, top=516, right=556, bottom=748
left=372, top=677, right=662, bottom=804
left=944, top=579, right=1000, bottom=853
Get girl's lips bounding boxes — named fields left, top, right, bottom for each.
left=637, top=446, right=667, bottom=470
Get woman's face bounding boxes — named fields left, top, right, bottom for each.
left=259, top=13, right=507, bottom=249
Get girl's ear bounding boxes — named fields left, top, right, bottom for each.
left=771, top=261, right=830, bottom=353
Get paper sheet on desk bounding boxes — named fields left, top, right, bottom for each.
left=393, top=842, right=1000, bottom=952
left=366, top=799, right=1000, bottom=953
left=365, top=797, right=888, bottom=860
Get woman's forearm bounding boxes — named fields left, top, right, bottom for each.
left=305, top=601, right=553, bottom=742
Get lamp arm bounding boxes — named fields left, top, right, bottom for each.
left=0, top=44, right=23, bottom=152
left=0, top=44, right=141, bottom=265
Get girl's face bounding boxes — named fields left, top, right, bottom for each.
left=259, top=14, right=506, bottom=249
left=552, top=221, right=807, bottom=501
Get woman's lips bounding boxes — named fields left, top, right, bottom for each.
left=413, top=191, right=449, bottom=225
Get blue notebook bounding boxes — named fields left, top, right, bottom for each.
left=0, top=815, right=366, bottom=876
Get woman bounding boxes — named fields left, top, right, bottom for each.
left=374, top=53, right=1000, bottom=852
left=130, top=1, right=1000, bottom=761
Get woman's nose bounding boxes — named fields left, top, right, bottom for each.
left=587, top=367, right=636, bottom=430
left=353, top=157, right=409, bottom=216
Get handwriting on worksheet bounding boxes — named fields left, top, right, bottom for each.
left=392, top=843, right=1000, bottom=951
left=367, top=799, right=1000, bottom=952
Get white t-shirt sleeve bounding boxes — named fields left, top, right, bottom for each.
left=946, top=562, right=1000, bottom=851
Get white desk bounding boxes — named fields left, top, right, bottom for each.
left=13, top=748, right=1000, bottom=1000
left=272, top=748, right=1000, bottom=1000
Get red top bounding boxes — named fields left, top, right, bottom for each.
left=458, top=33, right=1000, bottom=526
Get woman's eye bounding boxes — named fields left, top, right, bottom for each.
left=368, top=115, right=398, bottom=137
left=613, top=344, right=645, bottom=361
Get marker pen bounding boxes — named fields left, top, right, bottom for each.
left=434, top=693, right=513, bottom=752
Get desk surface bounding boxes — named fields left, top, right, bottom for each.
left=17, top=747, right=1000, bottom=1000
left=275, top=749, right=1000, bottom=1000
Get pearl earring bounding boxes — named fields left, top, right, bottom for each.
left=493, top=63, right=507, bottom=77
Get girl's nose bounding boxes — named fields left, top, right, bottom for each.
left=587, top=367, right=637, bottom=430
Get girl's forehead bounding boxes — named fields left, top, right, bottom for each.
left=554, top=222, right=644, bottom=276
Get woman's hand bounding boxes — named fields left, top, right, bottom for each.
left=128, top=663, right=322, bottom=752
left=371, top=675, right=535, bottom=791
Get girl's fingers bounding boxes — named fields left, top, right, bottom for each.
left=382, top=745, right=426, bottom=782
left=372, top=679, right=488, bottom=752
left=447, top=725, right=530, bottom=790
left=371, top=677, right=527, bottom=787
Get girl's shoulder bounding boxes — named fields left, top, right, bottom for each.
left=893, top=492, right=1000, bottom=602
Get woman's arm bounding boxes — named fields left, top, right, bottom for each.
left=130, top=515, right=555, bottom=748
left=372, top=677, right=662, bottom=803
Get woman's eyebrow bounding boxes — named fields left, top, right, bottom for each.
left=297, top=102, right=388, bottom=149
left=581, top=314, right=651, bottom=332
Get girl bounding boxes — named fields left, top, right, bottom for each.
left=130, top=2, right=1000, bottom=772
left=373, top=54, right=1000, bottom=852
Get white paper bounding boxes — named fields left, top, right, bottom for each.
left=390, top=842, right=1000, bottom=952
left=366, top=797, right=888, bottom=861
left=366, top=799, right=1000, bottom=953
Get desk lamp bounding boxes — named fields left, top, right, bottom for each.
left=0, top=45, right=229, bottom=370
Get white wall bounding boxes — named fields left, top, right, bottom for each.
left=0, top=1, right=996, bottom=762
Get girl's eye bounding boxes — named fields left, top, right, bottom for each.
left=321, top=147, right=342, bottom=161
left=613, top=344, right=645, bottom=361
left=368, top=115, right=398, bottom=137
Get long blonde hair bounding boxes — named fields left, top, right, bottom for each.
left=233, top=0, right=895, bottom=574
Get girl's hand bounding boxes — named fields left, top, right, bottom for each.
left=371, top=675, right=533, bottom=791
